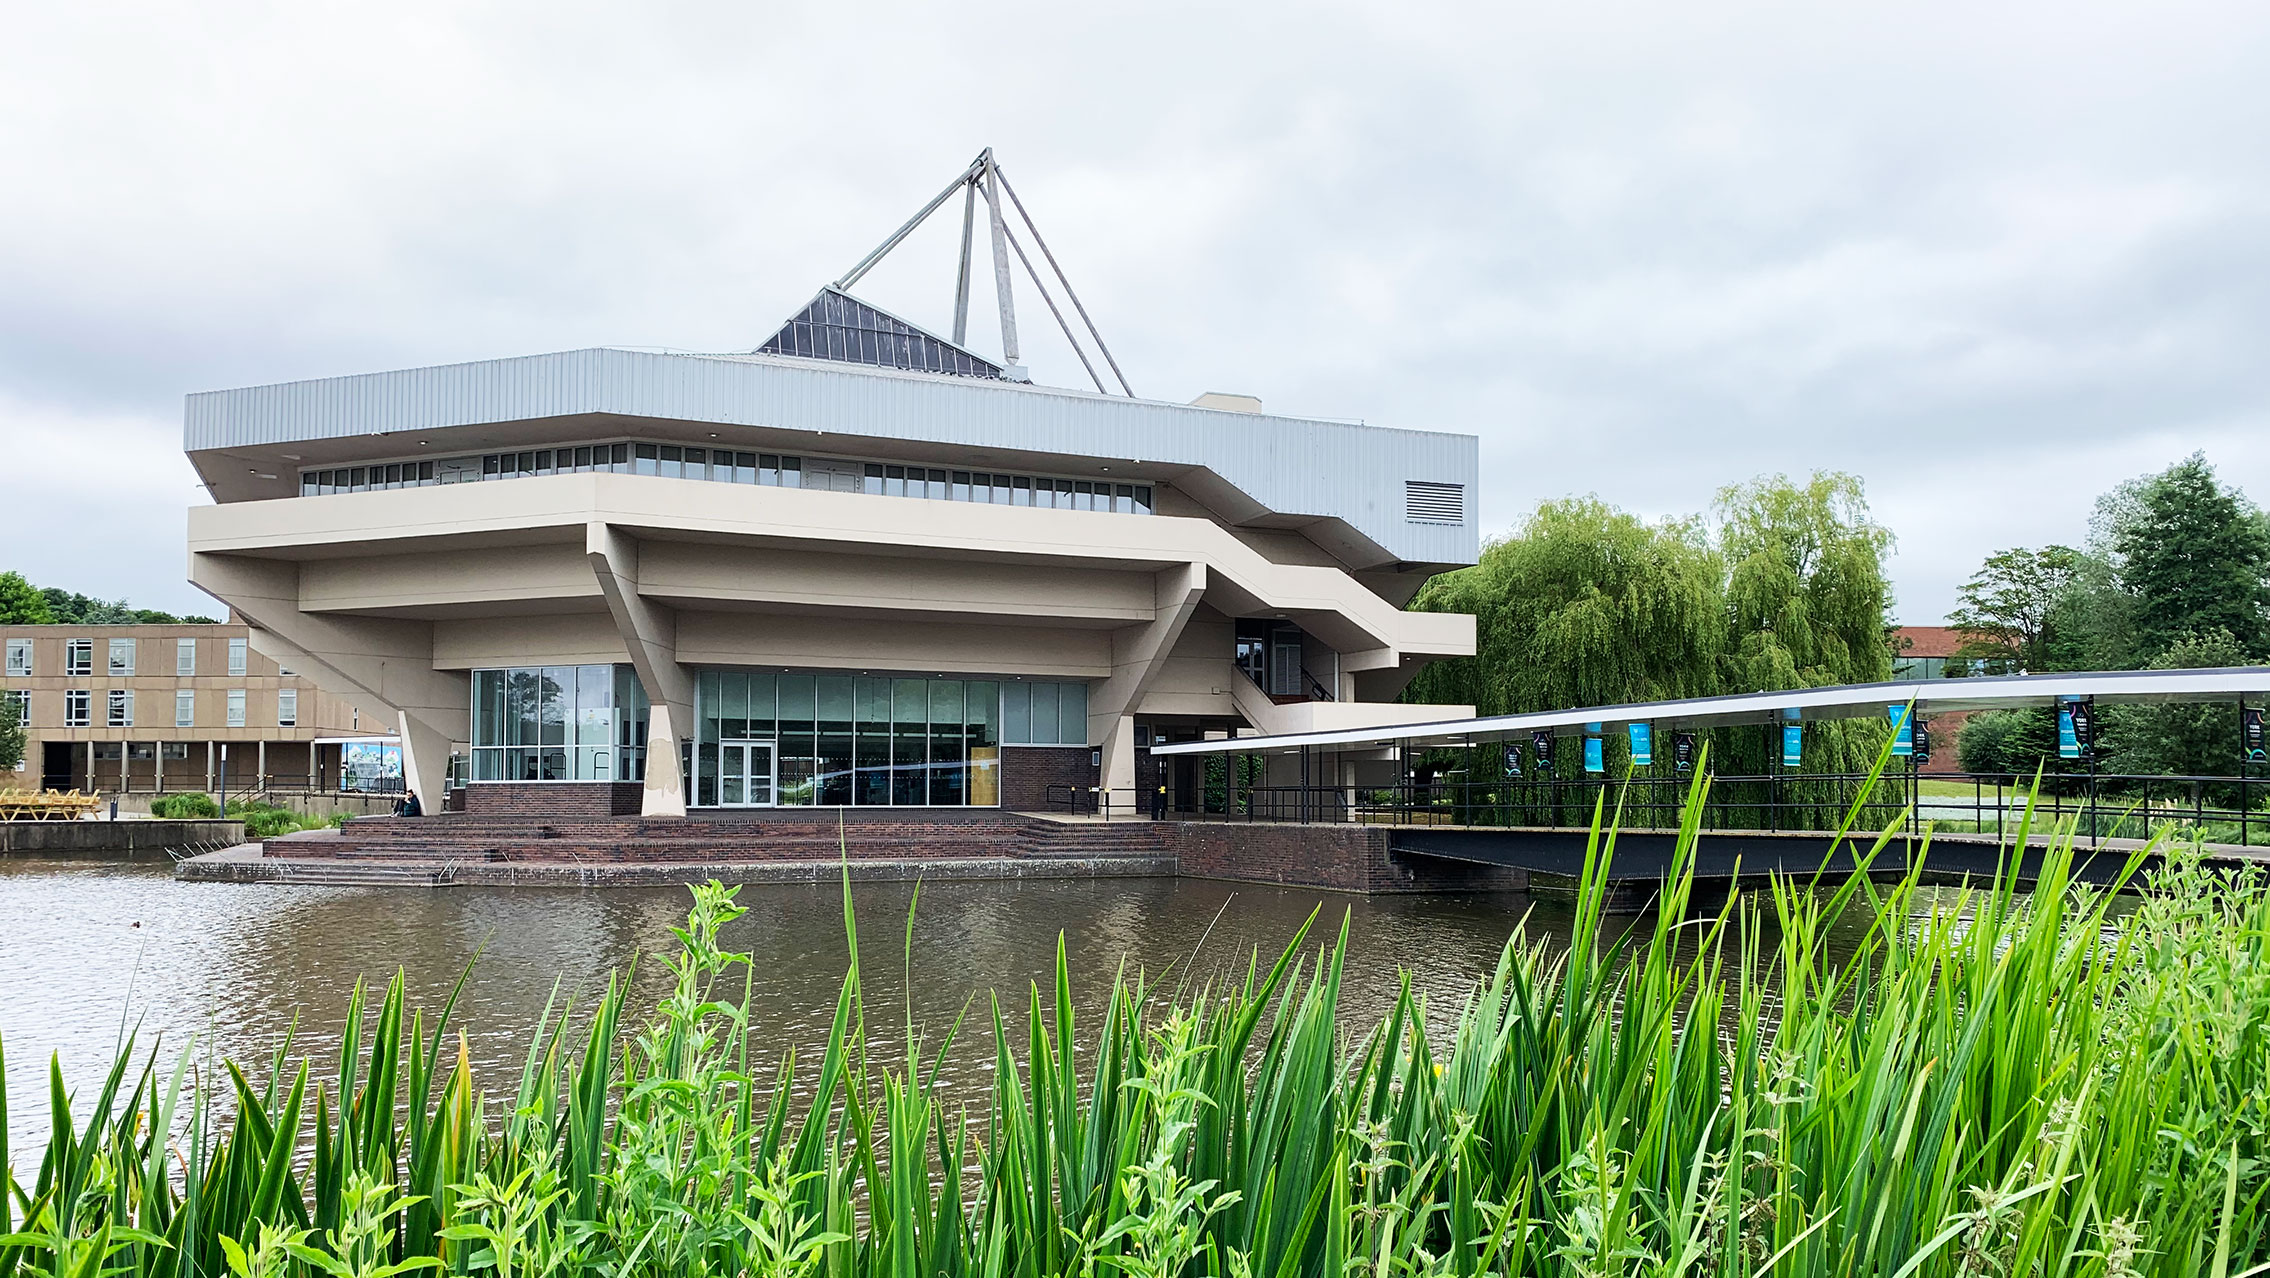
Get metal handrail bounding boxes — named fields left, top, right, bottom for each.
left=1155, top=769, right=2269, bottom=847
left=1044, top=784, right=1146, bottom=818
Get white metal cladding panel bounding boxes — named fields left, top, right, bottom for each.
left=186, top=348, right=1479, bottom=564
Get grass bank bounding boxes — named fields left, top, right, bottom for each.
left=4, top=776, right=2267, bottom=1276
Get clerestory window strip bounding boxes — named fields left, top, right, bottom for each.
left=298, top=440, right=1154, bottom=514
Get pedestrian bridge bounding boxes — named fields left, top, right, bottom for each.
left=1143, top=666, right=2270, bottom=899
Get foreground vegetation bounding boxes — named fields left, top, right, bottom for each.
left=146, top=793, right=347, bottom=837
left=5, top=782, right=2268, bottom=1276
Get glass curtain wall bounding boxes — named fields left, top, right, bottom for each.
left=471, top=665, right=649, bottom=781
left=694, top=668, right=1012, bottom=807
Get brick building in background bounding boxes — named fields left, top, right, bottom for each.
left=1889, top=625, right=1977, bottom=774
left=1, top=623, right=388, bottom=795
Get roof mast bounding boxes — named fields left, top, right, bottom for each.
left=818, top=148, right=1131, bottom=395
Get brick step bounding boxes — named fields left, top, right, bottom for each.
left=266, top=862, right=450, bottom=887
left=324, top=829, right=1039, bottom=842
left=290, top=841, right=1085, bottom=865
left=332, top=821, right=1052, bottom=843
left=279, top=815, right=1177, bottom=869
left=322, top=845, right=511, bottom=862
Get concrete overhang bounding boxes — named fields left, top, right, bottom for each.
left=184, top=347, right=1480, bottom=572
left=188, top=474, right=1473, bottom=662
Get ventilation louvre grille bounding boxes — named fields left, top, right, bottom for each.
left=1404, top=480, right=1466, bottom=525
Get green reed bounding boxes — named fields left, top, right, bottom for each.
left=5, top=762, right=2268, bottom=1278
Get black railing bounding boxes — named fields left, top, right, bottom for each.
left=1044, top=784, right=1146, bottom=818
left=1158, top=769, right=2270, bottom=848
left=1235, top=663, right=1336, bottom=703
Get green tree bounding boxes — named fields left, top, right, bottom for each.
left=1946, top=545, right=2080, bottom=672
left=0, top=690, right=24, bottom=774
left=1955, top=707, right=2058, bottom=777
left=1715, top=472, right=1895, bottom=692
left=29, top=584, right=214, bottom=625
left=2109, top=454, right=2270, bottom=658
left=0, top=571, right=54, bottom=624
left=1405, top=497, right=1724, bottom=717
left=2041, top=552, right=2138, bottom=672
left=2103, top=629, right=2251, bottom=791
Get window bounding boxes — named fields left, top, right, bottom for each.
left=227, top=638, right=247, bottom=676
left=1000, top=680, right=1089, bottom=746
left=108, top=637, right=135, bottom=675
left=227, top=689, right=246, bottom=727
left=1405, top=480, right=1466, bottom=525
left=107, top=689, right=133, bottom=727
left=469, top=664, right=646, bottom=782
left=176, top=638, right=197, bottom=676
left=5, top=639, right=29, bottom=676
left=64, top=639, right=92, bottom=676
left=7, top=689, right=28, bottom=727
left=175, top=689, right=195, bottom=727
left=64, top=690, right=90, bottom=726
left=690, top=669, right=1002, bottom=807
left=299, top=441, right=1155, bottom=515
left=277, top=689, right=297, bottom=727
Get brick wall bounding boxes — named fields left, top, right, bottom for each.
left=1169, top=822, right=1528, bottom=894
left=999, top=745, right=1098, bottom=813
left=462, top=782, right=644, bottom=818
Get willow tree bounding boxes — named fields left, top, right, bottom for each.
left=1404, top=498, right=1722, bottom=815
left=1407, top=497, right=1724, bottom=718
left=1715, top=471, right=1895, bottom=693
left=1710, top=472, right=1897, bottom=819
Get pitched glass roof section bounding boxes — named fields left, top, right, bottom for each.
left=757, top=288, right=1002, bottom=379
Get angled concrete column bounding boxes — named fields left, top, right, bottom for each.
left=586, top=523, right=694, bottom=817
left=191, top=552, right=465, bottom=811
left=1090, top=562, right=1207, bottom=800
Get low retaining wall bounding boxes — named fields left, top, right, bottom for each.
left=172, top=816, right=1533, bottom=895
left=1168, top=822, right=1527, bottom=894
left=463, top=783, right=646, bottom=817
left=178, top=848, right=1175, bottom=887
left=2, top=818, right=245, bottom=857
left=109, top=792, right=398, bottom=821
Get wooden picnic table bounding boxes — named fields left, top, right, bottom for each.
left=0, top=789, right=103, bottom=821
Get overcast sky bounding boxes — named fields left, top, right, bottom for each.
left=4, top=0, right=2266, bottom=621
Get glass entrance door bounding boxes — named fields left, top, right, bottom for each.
left=718, top=740, right=776, bottom=807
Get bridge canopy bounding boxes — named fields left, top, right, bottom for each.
left=1149, top=666, right=2270, bottom=757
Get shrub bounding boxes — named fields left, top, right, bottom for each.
left=222, top=798, right=326, bottom=839
left=148, top=791, right=221, bottom=818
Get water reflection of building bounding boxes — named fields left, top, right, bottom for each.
left=0, top=623, right=384, bottom=795
left=183, top=288, right=1478, bottom=817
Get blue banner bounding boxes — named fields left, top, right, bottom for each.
left=2058, top=707, right=2080, bottom=759
left=1782, top=723, right=1804, bottom=768
left=1628, top=722, right=1652, bottom=766
left=1583, top=736, right=1605, bottom=774
left=1888, top=704, right=1914, bottom=757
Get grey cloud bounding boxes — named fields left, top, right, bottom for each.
left=1, top=0, right=2265, bottom=619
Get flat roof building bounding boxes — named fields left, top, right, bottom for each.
left=184, top=286, right=1478, bottom=817
left=1, top=623, right=377, bottom=796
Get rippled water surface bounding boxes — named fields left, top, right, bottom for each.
left=1, top=858, right=1596, bottom=1155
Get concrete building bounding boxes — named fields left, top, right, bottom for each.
left=182, top=290, right=1478, bottom=818
left=0, top=623, right=376, bottom=794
